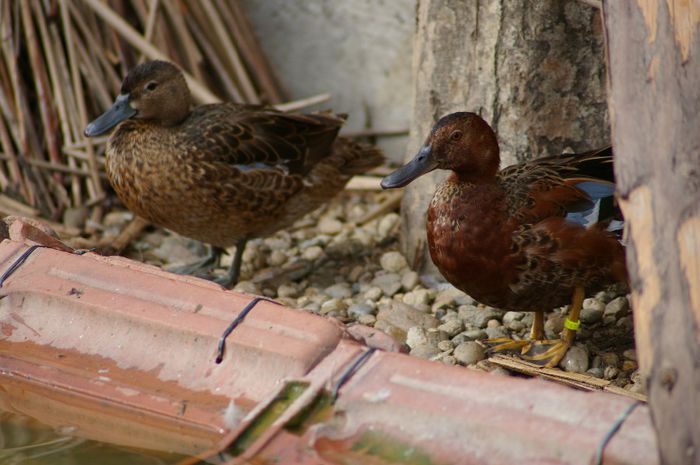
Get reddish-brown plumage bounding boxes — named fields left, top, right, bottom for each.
left=383, top=112, right=627, bottom=313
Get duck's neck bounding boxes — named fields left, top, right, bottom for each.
left=450, top=169, right=497, bottom=185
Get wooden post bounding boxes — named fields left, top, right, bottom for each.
left=603, top=2, right=700, bottom=463
left=402, top=0, right=610, bottom=272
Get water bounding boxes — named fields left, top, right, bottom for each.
left=0, top=410, right=186, bottom=465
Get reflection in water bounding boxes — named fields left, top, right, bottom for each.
left=0, top=410, right=186, bottom=465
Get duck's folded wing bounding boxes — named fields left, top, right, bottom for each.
left=186, top=104, right=345, bottom=175
left=498, top=146, right=617, bottom=227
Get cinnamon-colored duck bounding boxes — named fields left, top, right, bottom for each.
left=84, top=60, right=382, bottom=286
left=381, top=112, right=626, bottom=367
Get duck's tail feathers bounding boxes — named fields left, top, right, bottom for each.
left=334, top=138, right=385, bottom=175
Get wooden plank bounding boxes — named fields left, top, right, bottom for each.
left=603, top=1, right=700, bottom=463
left=488, top=355, right=647, bottom=402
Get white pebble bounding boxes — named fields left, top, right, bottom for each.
left=302, top=246, right=324, bottom=261
left=380, top=251, right=408, bottom=273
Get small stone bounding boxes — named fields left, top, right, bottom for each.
left=433, top=287, right=473, bottom=310
left=348, top=303, right=374, bottom=318
left=377, top=213, right=399, bottom=239
left=410, top=343, right=440, bottom=359
left=364, top=286, right=383, bottom=301
left=400, top=270, right=419, bottom=291
left=380, top=251, right=408, bottom=273
left=318, top=216, right=343, bottom=235
left=156, top=236, right=207, bottom=265
left=453, top=341, right=486, bottom=365
left=587, top=367, right=604, bottom=378
left=604, top=296, right=629, bottom=319
left=484, top=326, right=509, bottom=339
left=458, top=305, right=502, bottom=328
left=623, top=349, right=637, bottom=361
left=373, top=321, right=405, bottom=341
left=622, top=360, right=638, bottom=372
left=303, top=302, right=321, bottom=313
left=591, top=355, right=602, bottom=369
left=460, top=329, right=488, bottom=341
left=402, top=289, right=431, bottom=307
left=267, top=250, right=288, bottom=267
left=437, top=340, right=454, bottom=352
left=406, top=326, right=428, bottom=349
left=302, top=246, right=324, bottom=261
left=371, top=273, right=402, bottom=297
left=486, top=319, right=501, bottom=329
left=277, top=283, right=298, bottom=298
left=426, top=328, right=449, bottom=345
left=560, top=345, right=589, bottom=373
left=509, top=321, right=527, bottom=331
left=320, top=298, right=345, bottom=314
left=502, top=311, right=524, bottom=325
left=441, top=355, right=458, bottom=365
left=376, top=301, right=439, bottom=334
left=348, top=265, right=364, bottom=282
left=616, top=315, right=633, bottom=330
left=489, top=366, right=511, bottom=376
left=437, top=319, right=464, bottom=337
left=325, top=283, right=352, bottom=299
left=233, top=280, right=259, bottom=294
left=442, top=310, right=460, bottom=322
left=358, top=314, right=376, bottom=325
left=604, top=365, right=620, bottom=380
left=600, top=352, right=620, bottom=368
left=581, top=298, right=605, bottom=323
left=545, top=314, right=565, bottom=338
left=627, top=383, right=646, bottom=395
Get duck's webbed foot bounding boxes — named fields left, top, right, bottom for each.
left=213, top=239, right=248, bottom=289
left=482, top=337, right=533, bottom=355
left=166, top=245, right=222, bottom=277
left=521, top=338, right=573, bottom=368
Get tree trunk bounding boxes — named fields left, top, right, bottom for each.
left=603, top=2, right=700, bottom=464
left=401, top=0, right=610, bottom=272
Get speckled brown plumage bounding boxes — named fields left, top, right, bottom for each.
left=382, top=112, right=626, bottom=366
left=85, top=60, right=383, bottom=284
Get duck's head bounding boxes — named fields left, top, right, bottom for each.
left=84, top=60, right=191, bottom=137
left=381, top=112, right=500, bottom=189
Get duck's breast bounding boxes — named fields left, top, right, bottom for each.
left=427, top=179, right=516, bottom=305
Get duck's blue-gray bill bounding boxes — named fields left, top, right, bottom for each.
left=84, top=94, right=136, bottom=137
left=380, top=145, right=437, bottom=189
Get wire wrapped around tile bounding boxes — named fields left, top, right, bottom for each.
left=216, top=296, right=281, bottom=363
left=0, top=245, right=44, bottom=287
left=595, top=400, right=643, bottom=464
left=331, top=347, right=377, bottom=401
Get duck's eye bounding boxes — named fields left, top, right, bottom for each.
left=450, top=130, right=463, bottom=141
left=145, top=81, right=158, bottom=91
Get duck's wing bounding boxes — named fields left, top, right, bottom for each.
left=186, top=103, right=345, bottom=175
left=498, top=146, right=617, bottom=228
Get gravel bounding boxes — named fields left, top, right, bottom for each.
left=454, top=341, right=486, bottom=365
left=135, top=190, right=638, bottom=389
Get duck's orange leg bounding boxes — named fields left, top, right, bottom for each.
left=483, top=310, right=545, bottom=353
left=523, top=286, right=584, bottom=368
left=530, top=310, right=545, bottom=340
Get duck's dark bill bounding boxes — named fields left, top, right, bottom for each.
left=380, top=145, right=438, bottom=189
left=84, top=94, right=137, bottom=137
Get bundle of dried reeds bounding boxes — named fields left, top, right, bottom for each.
left=0, top=0, right=328, bottom=238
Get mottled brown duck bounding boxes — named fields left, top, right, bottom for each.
left=381, top=112, right=627, bottom=367
left=85, top=60, right=383, bottom=287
